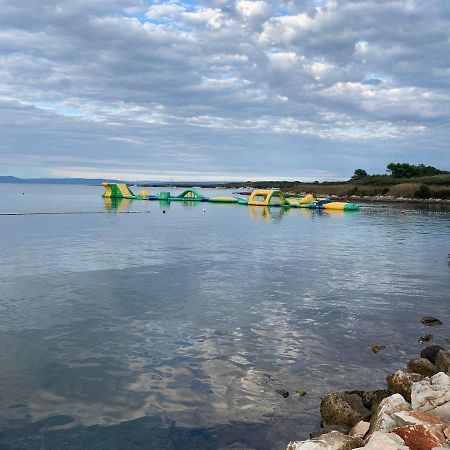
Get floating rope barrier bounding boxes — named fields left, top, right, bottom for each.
left=0, top=211, right=151, bottom=216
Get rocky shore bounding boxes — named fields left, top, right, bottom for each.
left=286, top=318, right=450, bottom=450
left=330, top=195, right=450, bottom=204
left=233, top=191, right=450, bottom=204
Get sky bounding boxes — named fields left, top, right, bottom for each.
left=0, top=0, right=449, bottom=181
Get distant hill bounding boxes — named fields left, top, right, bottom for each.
left=0, top=176, right=123, bottom=185
left=0, top=176, right=227, bottom=186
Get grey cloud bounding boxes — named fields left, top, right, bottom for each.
left=0, top=0, right=449, bottom=179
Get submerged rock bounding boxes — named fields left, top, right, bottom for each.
left=420, top=316, right=443, bottom=326
left=418, top=333, right=434, bottom=343
left=371, top=345, right=385, bottom=354
left=386, top=370, right=423, bottom=402
left=292, top=391, right=307, bottom=398
left=287, top=431, right=363, bottom=450
left=320, top=392, right=371, bottom=428
left=407, top=358, right=439, bottom=378
left=421, top=345, right=445, bottom=364
left=369, top=393, right=411, bottom=434
left=411, top=372, right=450, bottom=420
left=276, top=389, right=289, bottom=398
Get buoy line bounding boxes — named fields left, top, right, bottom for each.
left=0, top=211, right=152, bottom=216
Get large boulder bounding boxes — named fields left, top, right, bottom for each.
left=411, top=372, right=450, bottom=420
left=436, top=350, right=450, bottom=375
left=407, top=358, right=439, bottom=378
left=392, top=423, right=450, bottom=450
left=421, top=345, right=445, bottom=364
left=286, top=432, right=363, bottom=450
left=345, top=389, right=390, bottom=412
left=392, top=410, right=450, bottom=429
left=320, top=392, right=371, bottom=428
left=353, top=431, right=409, bottom=449
left=386, top=370, right=423, bottom=402
left=369, top=393, right=411, bottom=434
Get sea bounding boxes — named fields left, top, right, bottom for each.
left=0, top=183, right=449, bottom=449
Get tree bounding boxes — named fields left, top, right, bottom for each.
left=387, top=163, right=447, bottom=178
left=351, top=169, right=368, bottom=180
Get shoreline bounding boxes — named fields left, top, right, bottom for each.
left=232, top=191, right=450, bottom=205
left=285, top=316, right=450, bottom=449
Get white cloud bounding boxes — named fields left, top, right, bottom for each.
left=236, top=1, right=271, bottom=21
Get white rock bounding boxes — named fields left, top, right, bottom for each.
left=369, top=393, right=411, bottom=434
left=349, top=420, right=370, bottom=438
left=286, top=431, right=362, bottom=450
left=411, top=372, right=450, bottom=419
left=286, top=441, right=327, bottom=450
left=353, top=431, right=408, bottom=449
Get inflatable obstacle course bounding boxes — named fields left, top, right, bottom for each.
left=101, top=182, right=150, bottom=200
left=101, top=184, right=359, bottom=211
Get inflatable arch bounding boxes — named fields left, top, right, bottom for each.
left=173, top=189, right=206, bottom=201
left=247, top=189, right=290, bottom=206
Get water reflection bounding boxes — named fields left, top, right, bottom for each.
left=103, top=197, right=132, bottom=211
left=248, top=206, right=289, bottom=221
left=1, top=185, right=450, bottom=449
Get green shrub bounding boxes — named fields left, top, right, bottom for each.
left=414, top=185, right=431, bottom=198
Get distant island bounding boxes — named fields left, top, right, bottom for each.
left=2, top=163, right=450, bottom=200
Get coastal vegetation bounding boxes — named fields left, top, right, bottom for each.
left=225, top=163, right=450, bottom=200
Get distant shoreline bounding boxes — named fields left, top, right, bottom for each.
left=2, top=176, right=450, bottom=203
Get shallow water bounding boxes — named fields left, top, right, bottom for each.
left=0, top=184, right=449, bottom=449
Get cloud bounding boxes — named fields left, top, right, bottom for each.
left=0, top=0, right=449, bottom=179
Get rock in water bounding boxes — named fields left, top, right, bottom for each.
left=420, top=316, right=443, bottom=326
left=369, top=393, right=411, bottom=434
left=436, top=350, right=450, bottom=375
left=276, top=389, right=289, bottom=398
left=386, top=370, right=423, bottom=402
left=320, top=392, right=371, bottom=428
left=292, top=391, right=307, bottom=398
left=371, top=345, right=385, bottom=353
left=407, top=358, right=439, bottom=378
left=418, top=333, right=434, bottom=343
left=411, top=372, right=450, bottom=420
left=421, top=344, right=445, bottom=364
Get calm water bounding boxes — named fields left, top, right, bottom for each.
left=0, top=184, right=449, bottom=449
